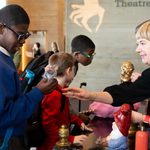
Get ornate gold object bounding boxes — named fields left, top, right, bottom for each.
left=55, top=125, right=71, bottom=150
left=120, top=61, right=134, bottom=83
left=120, top=61, right=138, bottom=150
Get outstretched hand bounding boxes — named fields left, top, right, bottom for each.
left=63, top=87, right=91, bottom=101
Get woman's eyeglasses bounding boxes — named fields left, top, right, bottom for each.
left=3, top=24, right=31, bottom=41
left=80, top=52, right=96, bottom=58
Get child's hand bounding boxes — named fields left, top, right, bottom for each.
left=73, top=135, right=88, bottom=144
left=44, top=65, right=50, bottom=72
left=79, top=109, right=93, bottom=115
left=96, top=136, right=108, bottom=147
left=80, top=123, right=93, bottom=132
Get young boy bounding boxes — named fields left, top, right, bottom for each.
left=71, top=35, right=95, bottom=75
left=70, top=35, right=96, bottom=123
left=0, top=4, right=57, bottom=150
left=37, top=53, right=92, bottom=150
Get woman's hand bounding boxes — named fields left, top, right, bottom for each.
left=63, top=87, right=92, bottom=101
left=131, top=110, right=143, bottom=123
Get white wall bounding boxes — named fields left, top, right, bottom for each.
left=65, top=0, right=149, bottom=111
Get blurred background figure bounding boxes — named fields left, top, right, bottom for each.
left=13, top=48, right=22, bottom=75
left=50, top=41, right=59, bottom=53
left=32, top=42, right=41, bottom=58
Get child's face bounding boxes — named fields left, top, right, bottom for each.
left=136, top=38, right=150, bottom=65
left=1, top=23, right=30, bottom=54
left=74, top=49, right=95, bottom=66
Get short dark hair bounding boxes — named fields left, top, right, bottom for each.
left=71, top=35, right=95, bottom=53
left=36, top=42, right=40, bottom=48
left=0, top=4, right=30, bottom=26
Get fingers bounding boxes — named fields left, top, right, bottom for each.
left=41, top=78, right=57, bottom=86
left=80, top=123, right=85, bottom=131
left=80, top=123, right=93, bottom=132
left=80, top=135, right=88, bottom=143
left=47, top=78, right=58, bottom=91
left=36, top=78, right=58, bottom=94
left=96, top=137, right=108, bottom=147
left=84, top=124, right=93, bottom=132
left=62, top=88, right=86, bottom=100
left=63, top=87, right=78, bottom=92
left=63, top=91, right=74, bottom=98
left=44, top=65, right=50, bottom=72
left=79, top=109, right=93, bottom=115
left=50, top=78, right=58, bottom=84
left=74, top=135, right=88, bottom=144
left=95, top=136, right=102, bottom=144
left=62, top=88, right=76, bottom=96
left=86, top=126, right=93, bottom=132
left=62, top=87, right=73, bottom=92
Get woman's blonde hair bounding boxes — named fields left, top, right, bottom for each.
left=135, top=20, right=150, bottom=41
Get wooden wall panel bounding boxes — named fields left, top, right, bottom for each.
left=7, top=0, right=64, bottom=51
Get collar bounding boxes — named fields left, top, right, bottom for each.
left=0, top=46, right=11, bottom=57
left=57, top=84, right=62, bottom=90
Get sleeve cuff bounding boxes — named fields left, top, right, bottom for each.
left=143, top=115, right=150, bottom=124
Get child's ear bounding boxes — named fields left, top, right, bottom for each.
left=73, top=52, right=80, bottom=59
left=74, top=51, right=80, bottom=55
left=65, top=67, right=72, bottom=75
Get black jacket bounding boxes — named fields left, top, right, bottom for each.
left=104, top=68, right=150, bottom=106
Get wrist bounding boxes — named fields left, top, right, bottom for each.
left=132, top=111, right=143, bottom=123
left=139, top=113, right=144, bottom=123
left=89, top=92, right=97, bottom=101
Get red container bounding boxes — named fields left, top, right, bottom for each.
left=135, top=125, right=148, bottom=150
